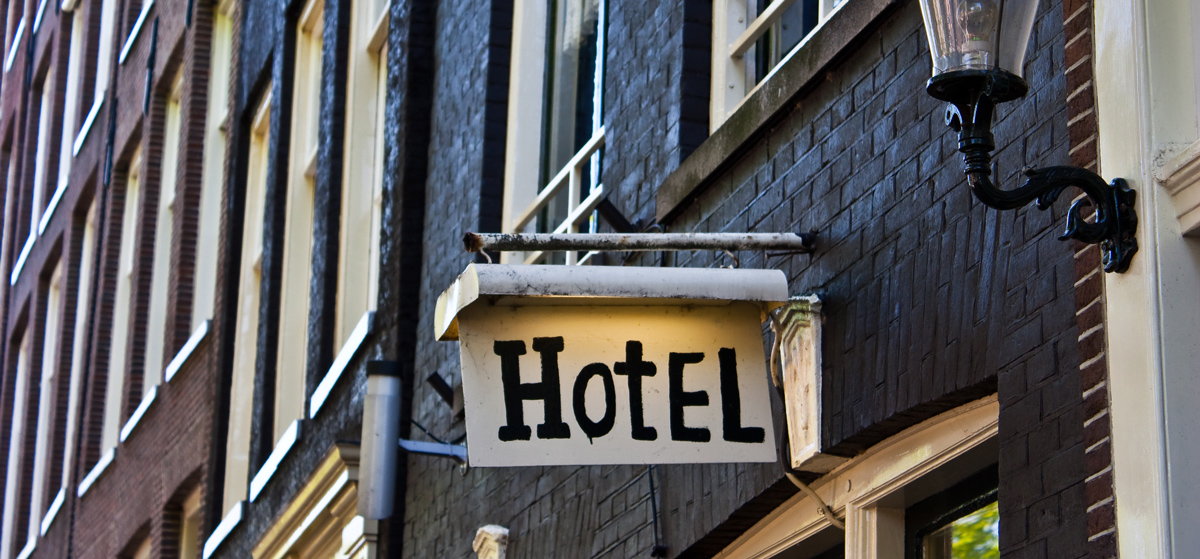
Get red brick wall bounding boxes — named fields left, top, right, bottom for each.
left=1061, top=0, right=1118, bottom=557
left=0, top=1, right=229, bottom=558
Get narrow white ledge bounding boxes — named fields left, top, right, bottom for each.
left=202, top=501, right=243, bottom=559
left=74, top=96, right=104, bottom=155
left=39, top=487, right=64, bottom=535
left=14, top=539, right=34, bottom=559
left=249, top=419, right=300, bottom=502
left=10, top=234, right=35, bottom=286
left=4, top=18, right=24, bottom=73
left=165, top=320, right=210, bottom=382
left=279, top=470, right=348, bottom=552
left=309, top=311, right=375, bottom=418
left=39, top=183, right=68, bottom=234
left=118, top=0, right=154, bottom=64
left=76, top=447, right=115, bottom=497
left=119, top=385, right=157, bottom=442
left=32, top=0, right=49, bottom=32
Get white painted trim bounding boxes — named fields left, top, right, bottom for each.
left=309, top=311, right=374, bottom=418
left=1093, top=0, right=1200, bottom=556
left=4, top=18, right=25, bottom=73
left=729, top=0, right=801, bottom=58
left=76, top=447, right=115, bottom=498
left=203, top=501, right=242, bottom=559
left=32, top=0, right=49, bottom=32
left=38, top=183, right=67, bottom=234
left=61, top=0, right=80, bottom=11
left=249, top=419, right=300, bottom=502
left=1157, top=137, right=1200, bottom=234
left=118, top=385, right=157, bottom=442
left=39, top=488, right=63, bottom=535
left=10, top=234, right=35, bottom=285
left=14, top=539, right=34, bottom=559
left=165, top=320, right=210, bottom=383
left=278, top=470, right=349, bottom=553
left=73, top=96, right=104, bottom=156
left=710, top=0, right=847, bottom=130
left=714, top=396, right=998, bottom=559
left=118, top=0, right=154, bottom=64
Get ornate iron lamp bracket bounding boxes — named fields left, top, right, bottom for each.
left=932, top=69, right=1138, bottom=273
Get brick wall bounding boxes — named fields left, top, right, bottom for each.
left=0, top=1, right=229, bottom=559
left=1059, top=0, right=1118, bottom=556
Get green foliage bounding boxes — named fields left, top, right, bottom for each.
left=950, top=501, right=999, bottom=558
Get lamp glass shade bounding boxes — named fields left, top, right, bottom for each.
left=918, top=0, right=1039, bottom=77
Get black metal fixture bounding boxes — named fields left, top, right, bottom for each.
left=917, top=0, right=1137, bottom=272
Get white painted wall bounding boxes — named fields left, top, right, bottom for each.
left=1094, top=0, right=1200, bottom=557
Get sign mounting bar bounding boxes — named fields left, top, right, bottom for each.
left=463, top=232, right=816, bottom=254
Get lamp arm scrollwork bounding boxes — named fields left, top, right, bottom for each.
left=941, top=79, right=1139, bottom=273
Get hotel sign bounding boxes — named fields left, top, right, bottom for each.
left=435, top=264, right=787, bottom=467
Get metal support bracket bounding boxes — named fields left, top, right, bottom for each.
left=399, top=439, right=468, bottom=466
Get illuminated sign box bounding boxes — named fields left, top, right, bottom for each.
left=435, top=264, right=788, bottom=467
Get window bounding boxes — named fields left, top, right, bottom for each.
left=502, top=0, right=607, bottom=265
left=80, top=0, right=118, bottom=142
left=55, top=6, right=86, bottom=192
left=905, top=469, right=999, bottom=559
left=58, top=201, right=97, bottom=505
left=118, top=0, right=152, bottom=63
left=715, top=397, right=998, bottom=559
left=275, top=0, right=322, bottom=443
left=4, top=0, right=22, bottom=51
left=250, top=444, right=377, bottom=559
left=31, top=67, right=56, bottom=232
left=103, top=149, right=142, bottom=452
left=127, top=536, right=151, bottom=559
left=335, top=0, right=388, bottom=347
left=225, top=91, right=271, bottom=516
left=144, top=71, right=182, bottom=389
left=27, top=261, right=64, bottom=534
left=0, top=329, right=32, bottom=559
left=192, top=0, right=234, bottom=329
left=179, top=488, right=201, bottom=559
left=4, top=0, right=24, bottom=72
left=711, top=0, right=845, bottom=129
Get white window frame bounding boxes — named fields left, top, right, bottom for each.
left=117, top=0, right=153, bottom=64
left=334, top=0, right=387, bottom=348
left=710, top=0, right=845, bottom=130
left=27, top=261, right=64, bottom=543
left=180, top=488, right=202, bottom=559
left=48, top=8, right=85, bottom=230
left=275, top=0, right=323, bottom=445
left=30, top=68, right=55, bottom=236
left=143, top=71, right=183, bottom=389
left=192, top=0, right=235, bottom=330
left=0, top=330, right=31, bottom=559
left=75, top=0, right=118, bottom=153
left=502, top=0, right=607, bottom=266
left=59, top=200, right=96, bottom=503
left=225, top=91, right=271, bottom=517
left=714, top=396, right=998, bottom=559
left=102, top=148, right=142, bottom=452
left=248, top=444, right=376, bottom=559
left=130, top=536, right=151, bottom=559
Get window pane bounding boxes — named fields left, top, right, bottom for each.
left=921, top=501, right=999, bottom=559
left=541, top=0, right=601, bottom=183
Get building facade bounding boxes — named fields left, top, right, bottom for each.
left=0, top=0, right=1193, bottom=557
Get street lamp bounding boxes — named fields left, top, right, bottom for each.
left=917, top=0, right=1138, bottom=272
